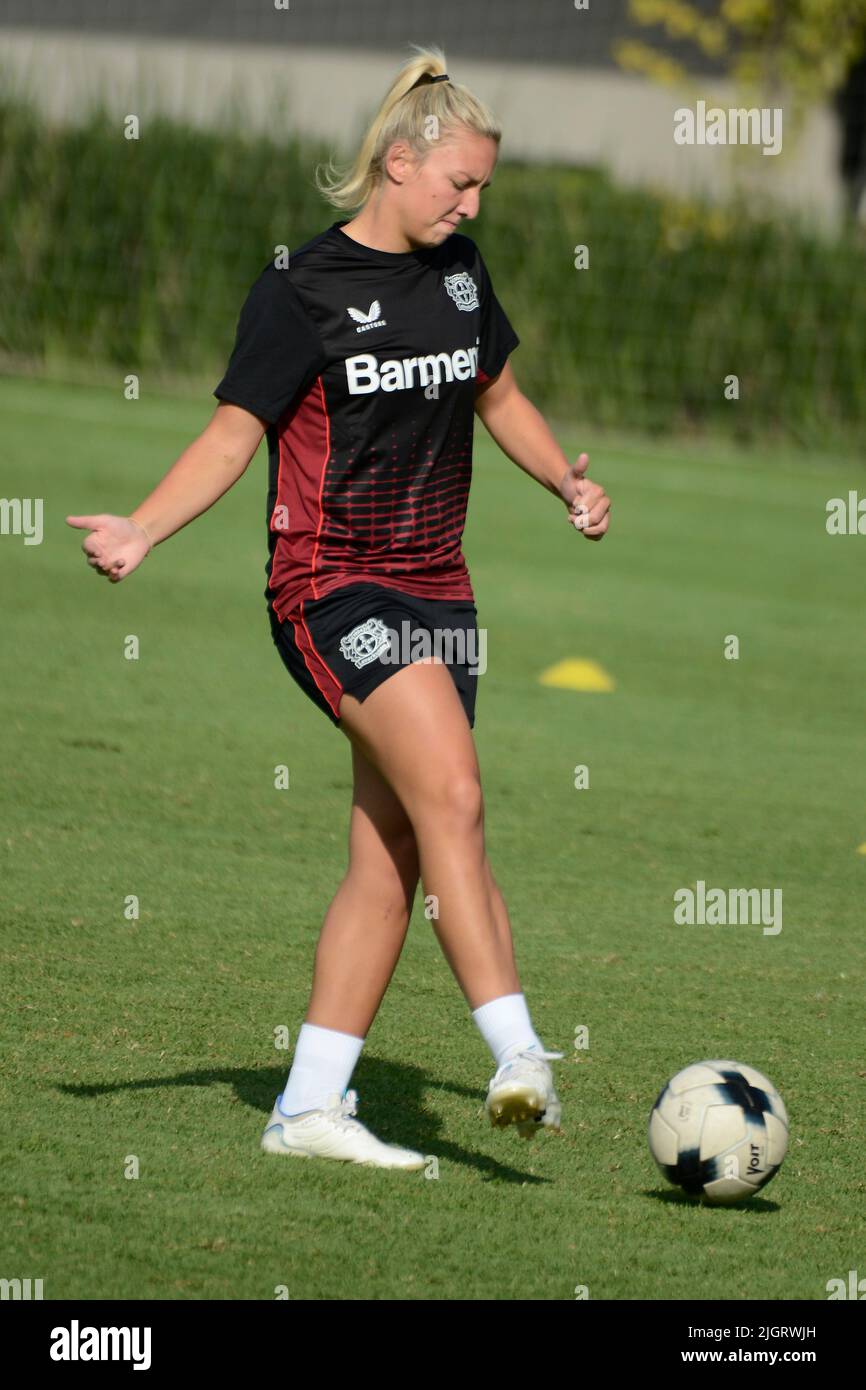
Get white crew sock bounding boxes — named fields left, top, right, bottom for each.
left=278, top=1023, right=365, bottom=1116
left=471, top=992, right=546, bottom=1067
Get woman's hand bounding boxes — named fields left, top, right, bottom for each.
left=66, top=513, right=153, bottom=583
left=558, top=453, right=611, bottom=541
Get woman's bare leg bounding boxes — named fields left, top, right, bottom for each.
left=339, top=660, right=521, bottom=1009
left=304, top=741, right=420, bottom=1037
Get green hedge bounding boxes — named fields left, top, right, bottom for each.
left=1, top=94, right=864, bottom=447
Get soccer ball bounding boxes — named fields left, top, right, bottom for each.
left=648, top=1059, right=789, bottom=1205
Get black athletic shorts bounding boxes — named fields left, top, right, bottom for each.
left=268, top=583, right=480, bottom=729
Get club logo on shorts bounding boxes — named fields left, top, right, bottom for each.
left=339, top=616, right=391, bottom=668
left=443, top=272, right=479, bottom=312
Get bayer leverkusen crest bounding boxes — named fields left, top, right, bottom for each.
left=339, top=617, right=391, bottom=669
left=443, top=272, right=479, bottom=312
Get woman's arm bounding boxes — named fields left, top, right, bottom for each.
left=67, top=402, right=267, bottom=582
left=475, top=363, right=611, bottom=539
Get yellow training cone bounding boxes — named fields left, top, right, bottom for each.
left=857, top=843, right=866, bottom=855
left=539, top=659, right=615, bottom=693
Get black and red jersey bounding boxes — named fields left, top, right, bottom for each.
left=213, top=221, right=519, bottom=620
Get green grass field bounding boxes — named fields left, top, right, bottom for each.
left=1, top=374, right=863, bottom=1301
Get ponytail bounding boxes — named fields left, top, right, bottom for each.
left=315, top=44, right=501, bottom=212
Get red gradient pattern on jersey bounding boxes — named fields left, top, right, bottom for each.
left=267, top=379, right=475, bottom=621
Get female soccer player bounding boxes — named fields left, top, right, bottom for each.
left=68, top=47, right=611, bottom=1171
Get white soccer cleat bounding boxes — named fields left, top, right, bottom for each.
left=261, top=1089, right=426, bottom=1170
left=485, top=1047, right=564, bottom=1139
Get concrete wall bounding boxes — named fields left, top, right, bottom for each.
left=0, top=25, right=845, bottom=227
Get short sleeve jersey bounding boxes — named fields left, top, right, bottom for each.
left=213, top=221, right=519, bottom=621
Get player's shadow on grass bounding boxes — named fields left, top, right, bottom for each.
left=60, top=1057, right=555, bottom=1185
left=642, top=1189, right=781, bottom=1214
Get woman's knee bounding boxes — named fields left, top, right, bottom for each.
left=416, top=769, right=484, bottom=831
left=341, top=673, right=484, bottom=834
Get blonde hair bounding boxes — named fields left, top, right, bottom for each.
left=315, top=45, right=501, bottom=212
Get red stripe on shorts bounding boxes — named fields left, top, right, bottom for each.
left=292, top=603, right=344, bottom=719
